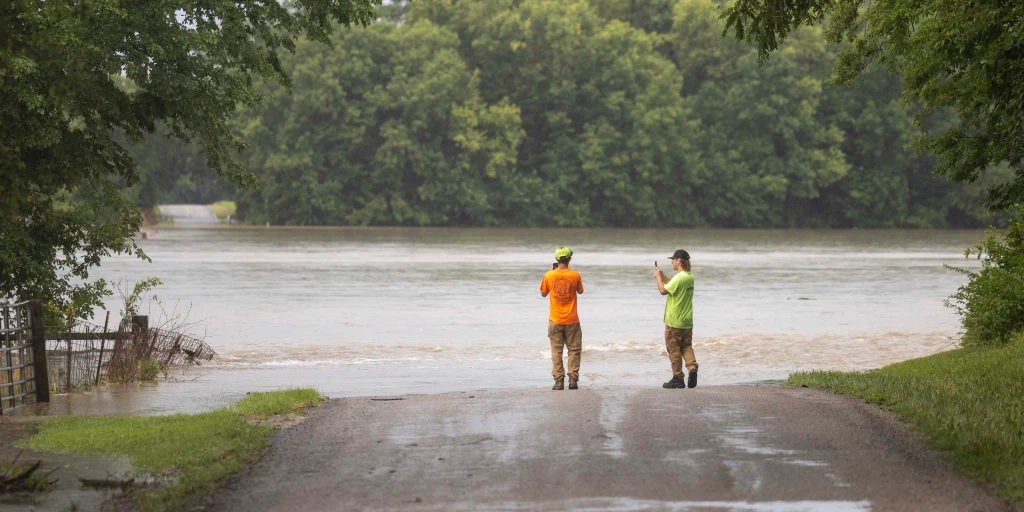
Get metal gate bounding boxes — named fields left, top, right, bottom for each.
left=0, top=301, right=49, bottom=413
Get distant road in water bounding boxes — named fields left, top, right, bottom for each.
left=213, top=386, right=1009, bottom=512
left=157, top=204, right=219, bottom=223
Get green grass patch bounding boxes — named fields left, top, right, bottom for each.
left=789, top=340, right=1024, bottom=507
left=209, top=200, right=236, bottom=219
left=24, top=388, right=323, bottom=512
left=235, top=388, right=323, bottom=418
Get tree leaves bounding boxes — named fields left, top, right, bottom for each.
left=1, top=0, right=380, bottom=313
left=721, top=0, right=1024, bottom=211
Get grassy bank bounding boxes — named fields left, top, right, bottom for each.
left=24, top=388, right=323, bottom=512
left=789, top=339, right=1024, bottom=507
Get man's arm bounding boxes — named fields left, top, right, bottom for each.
left=654, top=269, right=670, bottom=295
left=577, top=276, right=584, bottom=294
left=540, top=274, right=550, bottom=297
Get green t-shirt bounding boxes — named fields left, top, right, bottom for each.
left=663, top=271, right=694, bottom=329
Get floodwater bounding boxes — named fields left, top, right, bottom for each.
left=27, top=227, right=985, bottom=415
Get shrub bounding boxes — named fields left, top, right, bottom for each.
left=947, top=207, right=1024, bottom=347
left=139, top=358, right=160, bottom=382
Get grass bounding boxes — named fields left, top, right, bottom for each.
left=788, top=338, right=1024, bottom=507
left=24, top=388, right=323, bottom=512
left=209, top=200, right=236, bottom=220
left=235, top=388, right=322, bottom=417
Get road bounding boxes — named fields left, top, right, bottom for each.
left=212, top=386, right=1011, bottom=512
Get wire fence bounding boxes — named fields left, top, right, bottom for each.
left=46, top=317, right=216, bottom=394
left=1, top=302, right=38, bottom=412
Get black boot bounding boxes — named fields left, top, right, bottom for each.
left=568, top=376, right=578, bottom=390
left=552, top=378, right=564, bottom=390
left=662, top=375, right=686, bottom=389
left=687, top=369, right=698, bottom=388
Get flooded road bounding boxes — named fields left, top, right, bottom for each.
left=32, top=227, right=982, bottom=415
left=211, top=387, right=1013, bottom=512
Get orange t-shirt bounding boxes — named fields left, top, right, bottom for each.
left=540, top=269, right=584, bottom=325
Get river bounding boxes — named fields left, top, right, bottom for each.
left=37, top=227, right=984, bottom=415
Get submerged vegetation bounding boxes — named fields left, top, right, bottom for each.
left=25, top=388, right=324, bottom=512
left=0, top=456, right=56, bottom=493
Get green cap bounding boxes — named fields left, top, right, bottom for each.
left=555, top=246, right=573, bottom=260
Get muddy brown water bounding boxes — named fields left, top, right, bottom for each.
left=18, top=227, right=984, bottom=416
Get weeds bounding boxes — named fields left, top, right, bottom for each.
left=0, top=452, right=58, bottom=493
left=236, top=389, right=325, bottom=418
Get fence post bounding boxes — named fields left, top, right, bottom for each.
left=64, top=312, right=73, bottom=392
left=131, top=315, right=148, bottom=336
left=28, top=300, right=49, bottom=403
left=95, top=311, right=110, bottom=386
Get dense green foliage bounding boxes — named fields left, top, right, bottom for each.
left=134, top=0, right=1006, bottom=228
left=789, top=339, right=1024, bottom=506
left=722, top=0, right=1024, bottom=211
left=27, top=388, right=323, bottom=512
left=720, top=0, right=1024, bottom=345
left=1, top=0, right=379, bottom=314
left=946, top=207, right=1024, bottom=346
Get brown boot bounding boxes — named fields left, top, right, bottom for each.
left=552, top=378, right=564, bottom=390
left=568, top=376, right=578, bottom=390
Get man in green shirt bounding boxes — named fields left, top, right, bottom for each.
left=654, top=249, right=698, bottom=389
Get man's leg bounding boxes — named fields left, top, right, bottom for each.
left=548, top=322, right=566, bottom=388
left=663, top=326, right=687, bottom=388
left=565, top=323, right=582, bottom=388
left=664, top=326, right=684, bottom=378
left=680, top=328, right=698, bottom=388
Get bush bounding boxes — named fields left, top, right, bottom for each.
left=947, top=207, right=1024, bottom=347
left=139, top=358, right=160, bottom=381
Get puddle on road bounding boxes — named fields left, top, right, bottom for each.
left=697, top=402, right=852, bottom=493
left=597, top=390, right=634, bottom=459
left=460, top=498, right=873, bottom=511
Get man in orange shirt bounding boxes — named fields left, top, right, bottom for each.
left=540, top=246, right=585, bottom=390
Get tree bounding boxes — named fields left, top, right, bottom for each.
left=1, top=0, right=379, bottom=315
left=721, top=0, right=1024, bottom=343
left=721, top=0, right=1024, bottom=210
left=112, top=0, right=1005, bottom=231
left=235, top=20, right=525, bottom=226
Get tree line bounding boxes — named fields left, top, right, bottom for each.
left=131, top=0, right=1008, bottom=229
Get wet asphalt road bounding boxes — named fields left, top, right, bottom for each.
left=212, top=386, right=1011, bottom=512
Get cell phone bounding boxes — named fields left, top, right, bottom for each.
left=552, top=262, right=558, bottom=270
left=654, top=261, right=659, bottom=268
